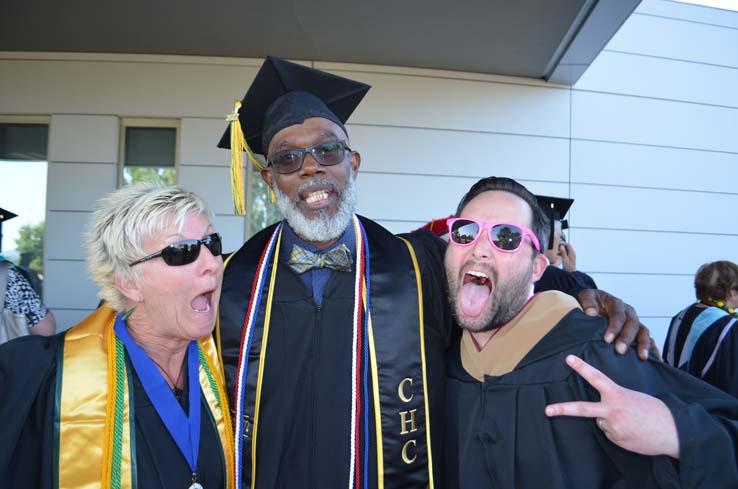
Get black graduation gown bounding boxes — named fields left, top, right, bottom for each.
left=445, top=309, right=738, bottom=489
left=0, top=333, right=227, bottom=488
left=664, top=304, right=738, bottom=398
left=219, top=218, right=452, bottom=489
left=571, top=270, right=597, bottom=290
left=534, top=265, right=589, bottom=297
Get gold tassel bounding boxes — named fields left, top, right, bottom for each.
left=226, top=101, right=266, bottom=216
left=270, top=188, right=276, bottom=203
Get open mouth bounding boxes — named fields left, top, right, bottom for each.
left=190, top=289, right=215, bottom=314
left=304, top=189, right=331, bottom=205
left=459, top=270, right=493, bottom=318
left=298, top=180, right=338, bottom=210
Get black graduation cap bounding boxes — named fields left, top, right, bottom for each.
left=535, top=195, right=573, bottom=250
left=217, top=56, right=371, bottom=156
left=0, top=208, right=17, bottom=224
left=0, top=208, right=18, bottom=252
left=217, top=56, right=370, bottom=215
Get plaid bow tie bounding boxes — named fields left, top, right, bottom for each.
left=288, top=243, right=353, bottom=274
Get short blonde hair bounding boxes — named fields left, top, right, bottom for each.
left=84, top=183, right=214, bottom=311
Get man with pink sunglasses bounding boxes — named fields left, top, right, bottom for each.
left=443, top=176, right=738, bottom=488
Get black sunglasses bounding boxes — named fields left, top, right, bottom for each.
left=267, top=140, right=352, bottom=174
left=129, top=233, right=222, bottom=267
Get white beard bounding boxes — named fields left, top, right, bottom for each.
left=273, top=172, right=358, bottom=243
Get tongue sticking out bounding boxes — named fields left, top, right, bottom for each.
left=459, top=277, right=492, bottom=318
left=191, top=294, right=210, bottom=313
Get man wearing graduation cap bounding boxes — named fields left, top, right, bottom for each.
left=216, top=56, right=649, bottom=489
left=217, top=56, right=450, bottom=489
left=534, top=195, right=597, bottom=297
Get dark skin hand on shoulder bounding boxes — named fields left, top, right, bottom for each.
left=577, top=289, right=660, bottom=361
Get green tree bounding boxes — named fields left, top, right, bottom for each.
left=250, top=171, right=282, bottom=236
left=15, top=221, right=44, bottom=274
left=123, top=166, right=176, bottom=186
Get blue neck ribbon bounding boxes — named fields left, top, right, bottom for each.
left=114, top=314, right=201, bottom=475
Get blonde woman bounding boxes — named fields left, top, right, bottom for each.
left=0, top=183, right=234, bottom=489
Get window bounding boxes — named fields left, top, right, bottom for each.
left=0, top=123, right=48, bottom=160
left=119, top=119, right=178, bottom=186
left=0, top=117, right=50, bottom=294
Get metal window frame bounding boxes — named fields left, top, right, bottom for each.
left=118, top=117, right=180, bottom=187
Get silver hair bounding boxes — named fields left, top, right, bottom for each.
left=84, top=183, right=214, bottom=311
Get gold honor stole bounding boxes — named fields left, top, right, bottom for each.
left=219, top=216, right=434, bottom=489
left=55, top=306, right=235, bottom=489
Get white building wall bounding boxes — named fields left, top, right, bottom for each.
left=0, top=0, right=735, bottom=347
left=43, top=114, right=119, bottom=329
left=571, top=0, right=738, bottom=347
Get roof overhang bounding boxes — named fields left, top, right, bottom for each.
left=0, top=0, right=641, bottom=84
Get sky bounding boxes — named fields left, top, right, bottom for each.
left=0, top=161, right=48, bottom=254
left=672, top=0, right=738, bottom=11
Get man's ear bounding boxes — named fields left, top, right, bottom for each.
left=115, top=273, right=143, bottom=304
left=531, top=253, right=548, bottom=283
left=349, top=150, right=361, bottom=173
left=260, top=167, right=274, bottom=189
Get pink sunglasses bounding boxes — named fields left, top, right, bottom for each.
left=447, top=218, right=541, bottom=253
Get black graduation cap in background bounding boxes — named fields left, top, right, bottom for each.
left=535, top=195, right=574, bottom=250
left=217, top=56, right=371, bottom=156
left=0, top=208, right=18, bottom=252
left=217, top=56, right=370, bottom=215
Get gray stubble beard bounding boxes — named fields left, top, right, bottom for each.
left=445, top=259, right=534, bottom=333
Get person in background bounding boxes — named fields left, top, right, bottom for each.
left=216, top=56, right=651, bottom=489
left=664, top=260, right=738, bottom=398
left=0, top=208, right=55, bottom=338
left=534, top=195, right=597, bottom=296
left=1, top=258, right=56, bottom=338
left=444, top=176, right=738, bottom=488
left=0, top=184, right=234, bottom=488
left=415, top=215, right=453, bottom=241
